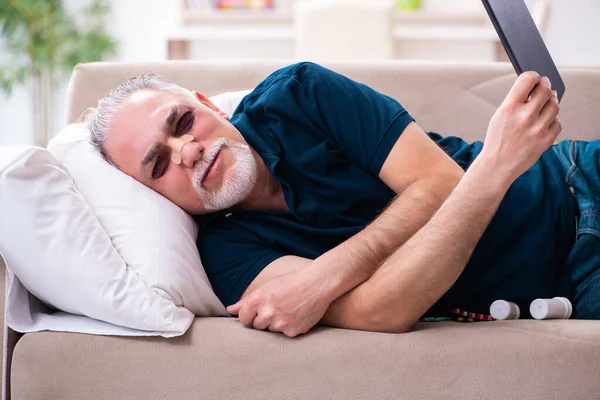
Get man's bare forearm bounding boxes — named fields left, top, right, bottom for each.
left=310, top=172, right=461, bottom=305
left=321, top=156, right=513, bottom=332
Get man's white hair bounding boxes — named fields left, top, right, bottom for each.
left=82, top=73, right=193, bottom=167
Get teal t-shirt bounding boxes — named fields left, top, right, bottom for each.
left=195, top=62, right=576, bottom=318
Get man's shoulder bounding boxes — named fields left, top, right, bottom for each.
left=267, top=61, right=328, bottom=81
left=247, top=62, right=330, bottom=100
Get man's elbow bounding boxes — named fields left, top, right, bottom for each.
left=349, top=297, right=416, bottom=333
left=367, top=308, right=416, bottom=334
left=321, top=294, right=417, bottom=334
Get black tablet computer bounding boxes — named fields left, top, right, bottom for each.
left=482, top=0, right=565, bottom=101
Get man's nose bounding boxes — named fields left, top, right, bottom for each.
left=180, top=141, right=204, bottom=168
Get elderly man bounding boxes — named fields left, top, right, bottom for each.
left=84, top=62, right=597, bottom=337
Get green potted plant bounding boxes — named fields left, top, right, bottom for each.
left=0, top=0, right=116, bottom=146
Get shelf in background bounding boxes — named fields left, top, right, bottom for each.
left=182, top=9, right=292, bottom=24
left=168, top=24, right=497, bottom=42
left=180, top=9, right=487, bottom=26
left=171, top=1, right=502, bottom=62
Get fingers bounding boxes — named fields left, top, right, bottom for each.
left=505, top=71, right=541, bottom=105
left=251, top=311, right=301, bottom=336
left=527, top=76, right=554, bottom=114
left=538, top=90, right=560, bottom=127
left=226, top=301, right=242, bottom=315
left=252, top=309, right=274, bottom=330
left=252, top=317, right=270, bottom=331
left=238, top=301, right=258, bottom=326
left=230, top=295, right=280, bottom=332
left=229, top=296, right=306, bottom=337
left=548, top=117, right=563, bottom=139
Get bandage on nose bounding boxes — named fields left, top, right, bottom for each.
left=167, top=134, right=194, bottom=164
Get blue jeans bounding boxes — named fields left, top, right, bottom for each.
left=553, top=140, right=600, bottom=319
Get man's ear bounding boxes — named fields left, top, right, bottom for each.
left=193, top=91, right=229, bottom=120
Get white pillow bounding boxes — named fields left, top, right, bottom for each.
left=47, top=89, right=251, bottom=317
left=0, top=145, right=194, bottom=336
left=210, top=89, right=252, bottom=116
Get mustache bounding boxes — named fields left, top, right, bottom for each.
left=193, top=138, right=226, bottom=187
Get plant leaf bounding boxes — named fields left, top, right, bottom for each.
left=0, top=0, right=115, bottom=88
left=0, top=65, right=29, bottom=96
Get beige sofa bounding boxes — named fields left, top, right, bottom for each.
left=3, top=61, right=600, bottom=400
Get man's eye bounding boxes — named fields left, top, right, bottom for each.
left=152, top=154, right=169, bottom=180
left=174, top=110, right=194, bottom=137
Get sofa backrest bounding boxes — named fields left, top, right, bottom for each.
left=66, top=61, right=600, bottom=143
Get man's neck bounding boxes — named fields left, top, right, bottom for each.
left=238, top=152, right=288, bottom=212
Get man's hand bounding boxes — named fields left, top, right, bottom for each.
left=226, top=268, right=333, bottom=337
left=481, top=71, right=562, bottom=185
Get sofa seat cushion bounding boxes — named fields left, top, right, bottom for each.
left=12, top=318, right=600, bottom=399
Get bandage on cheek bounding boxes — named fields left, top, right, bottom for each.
left=168, top=134, right=194, bottom=164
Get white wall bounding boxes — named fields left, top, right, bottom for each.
left=1, top=0, right=599, bottom=145
left=544, top=0, right=600, bottom=67
left=0, top=39, right=35, bottom=145
left=0, top=0, right=178, bottom=145
left=0, top=83, right=34, bottom=145
left=106, top=0, right=178, bottom=62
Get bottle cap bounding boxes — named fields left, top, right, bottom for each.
left=530, top=297, right=572, bottom=320
left=490, top=300, right=521, bottom=320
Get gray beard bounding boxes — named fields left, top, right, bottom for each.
left=192, top=138, right=257, bottom=212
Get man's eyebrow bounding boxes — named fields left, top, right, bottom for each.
left=162, top=105, right=181, bottom=135
left=140, top=142, right=164, bottom=177
left=139, top=104, right=183, bottom=177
